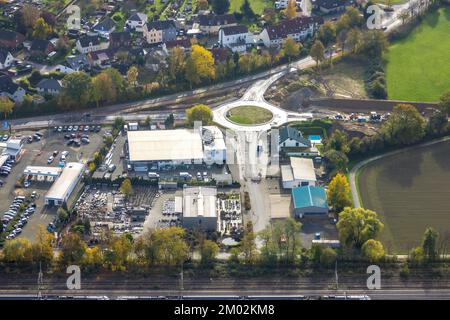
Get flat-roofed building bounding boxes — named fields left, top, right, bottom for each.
left=24, top=166, right=62, bottom=179
left=281, top=157, right=317, bottom=189
left=127, top=127, right=226, bottom=171
left=45, top=162, right=84, bottom=206
left=181, top=186, right=218, bottom=231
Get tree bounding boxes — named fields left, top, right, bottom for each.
left=127, top=66, right=139, bottom=87
left=240, top=221, right=258, bottom=264
left=32, top=225, right=54, bottom=264
left=361, top=239, right=385, bottom=262
left=324, top=149, right=349, bottom=173
left=438, top=91, right=450, bottom=115
left=140, top=227, right=189, bottom=266
left=92, top=71, right=117, bottom=106
left=427, top=110, right=448, bottom=136
left=336, top=207, right=384, bottom=249
left=60, top=72, right=92, bottom=109
left=195, top=0, right=209, bottom=11
left=318, top=21, right=337, bottom=48
left=33, top=17, right=52, bottom=39
left=360, top=30, right=388, bottom=58
left=282, top=37, right=302, bottom=63
left=57, top=207, right=69, bottom=223
left=345, top=7, right=364, bottom=27
left=325, top=129, right=349, bottom=154
left=346, top=28, right=362, bottom=53
left=120, top=178, right=133, bottom=199
left=210, top=0, right=230, bottom=14
left=327, top=173, right=352, bottom=213
left=105, top=234, right=133, bottom=270
left=310, top=244, right=337, bottom=267
left=59, top=233, right=87, bottom=265
left=164, top=113, right=175, bottom=129
left=186, top=104, right=213, bottom=127
left=83, top=246, right=103, bottom=267
left=185, top=45, right=215, bottom=87
left=382, top=104, right=426, bottom=146
left=409, top=246, right=425, bottom=264
left=22, top=4, right=40, bottom=29
left=113, top=117, right=126, bottom=131
left=0, top=97, right=14, bottom=119
left=398, top=10, right=410, bottom=25
left=284, top=0, right=298, bottom=20
left=2, top=238, right=33, bottom=263
left=240, top=0, right=255, bottom=20
left=200, top=240, right=219, bottom=264
left=422, top=227, right=439, bottom=261
left=168, top=47, right=186, bottom=84
left=310, top=40, right=325, bottom=67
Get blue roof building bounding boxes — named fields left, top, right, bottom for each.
left=291, top=185, right=328, bottom=218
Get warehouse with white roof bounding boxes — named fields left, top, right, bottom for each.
left=180, top=186, right=218, bottom=231
left=126, top=127, right=226, bottom=171
left=44, top=162, right=85, bottom=206
left=281, top=157, right=317, bottom=189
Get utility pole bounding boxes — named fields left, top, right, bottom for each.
left=335, top=260, right=338, bottom=291
left=37, top=261, right=44, bottom=300
left=179, top=262, right=184, bottom=293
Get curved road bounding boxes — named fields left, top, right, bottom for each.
left=349, top=136, right=450, bottom=208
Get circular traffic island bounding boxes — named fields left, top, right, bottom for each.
left=226, top=105, right=274, bottom=126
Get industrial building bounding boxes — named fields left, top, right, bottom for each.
left=291, top=185, right=328, bottom=218
left=179, top=186, right=218, bottom=231
left=281, top=157, right=317, bottom=189
left=0, top=138, right=23, bottom=161
left=44, top=162, right=85, bottom=206
left=126, top=126, right=226, bottom=172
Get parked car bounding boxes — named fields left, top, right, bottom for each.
left=47, top=156, right=54, bottom=164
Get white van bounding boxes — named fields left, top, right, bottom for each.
left=148, top=172, right=160, bottom=179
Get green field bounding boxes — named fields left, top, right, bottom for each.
left=358, top=141, right=450, bottom=253
left=227, top=106, right=273, bottom=125
left=385, top=7, right=450, bottom=102
left=229, top=0, right=273, bottom=15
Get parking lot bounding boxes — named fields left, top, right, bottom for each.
left=0, top=125, right=106, bottom=242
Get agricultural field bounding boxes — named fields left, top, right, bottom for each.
left=385, top=7, right=450, bottom=102
left=227, top=106, right=273, bottom=125
left=229, top=0, right=274, bottom=15
left=358, top=140, right=450, bottom=253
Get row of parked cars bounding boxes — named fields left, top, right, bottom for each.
left=64, top=133, right=90, bottom=146
left=0, top=158, right=15, bottom=177
left=54, top=125, right=101, bottom=133
left=1, top=196, right=36, bottom=240
left=26, top=132, right=43, bottom=143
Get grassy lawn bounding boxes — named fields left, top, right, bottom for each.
left=227, top=106, right=273, bottom=125
left=229, top=0, right=273, bottom=15
left=385, top=7, right=450, bottom=102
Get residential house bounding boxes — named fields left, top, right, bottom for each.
left=76, top=36, right=107, bottom=54
left=144, top=20, right=177, bottom=44
left=0, top=30, right=25, bottom=50
left=218, top=25, right=249, bottom=53
left=279, top=126, right=311, bottom=148
left=29, top=39, right=55, bottom=58
left=109, top=31, right=132, bottom=50
left=36, top=78, right=63, bottom=96
left=0, top=74, right=26, bottom=103
left=126, top=12, right=148, bottom=32
left=193, top=13, right=237, bottom=34
left=259, top=16, right=323, bottom=47
left=312, top=0, right=352, bottom=14
left=164, top=38, right=192, bottom=51
left=66, top=54, right=91, bottom=71
left=0, top=49, right=14, bottom=70
left=275, top=0, right=302, bottom=9
left=88, top=50, right=114, bottom=68
left=93, top=17, right=116, bottom=39
left=291, top=185, right=328, bottom=218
